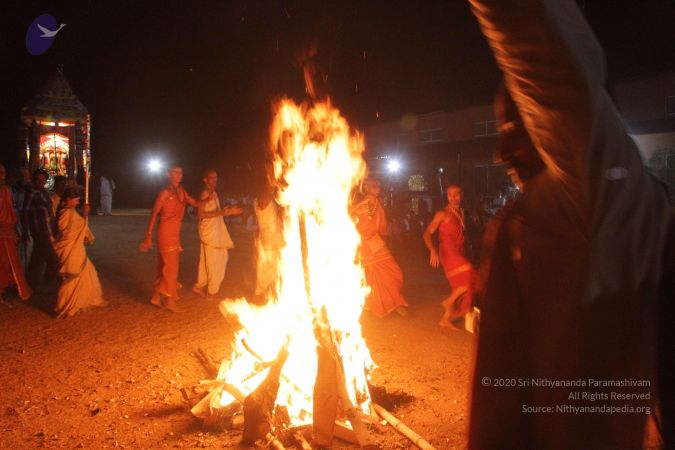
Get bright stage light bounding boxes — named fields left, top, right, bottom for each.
left=387, top=159, right=401, bottom=173
left=147, top=159, right=162, bottom=173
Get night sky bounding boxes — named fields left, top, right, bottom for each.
left=1, top=0, right=674, bottom=205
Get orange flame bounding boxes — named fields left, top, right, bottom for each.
left=202, top=97, right=374, bottom=428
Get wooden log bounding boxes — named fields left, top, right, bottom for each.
left=293, top=430, right=313, bottom=450
left=194, top=348, right=219, bottom=378
left=298, top=213, right=378, bottom=448
left=267, top=435, right=287, bottom=450
left=312, top=342, right=339, bottom=448
left=313, top=309, right=379, bottom=449
left=242, top=345, right=289, bottom=444
left=191, top=380, right=246, bottom=419
left=240, top=338, right=309, bottom=408
left=335, top=370, right=379, bottom=449
left=372, top=403, right=436, bottom=450
left=241, top=338, right=266, bottom=362
left=238, top=336, right=359, bottom=447
left=333, top=421, right=358, bottom=444
left=202, top=381, right=286, bottom=450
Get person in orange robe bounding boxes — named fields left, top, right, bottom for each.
left=0, top=164, right=31, bottom=301
left=140, top=165, right=209, bottom=312
left=423, top=184, right=475, bottom=330
left=352, top=178, right=408, bottom=318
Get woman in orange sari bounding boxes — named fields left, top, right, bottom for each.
left=352, top=178, right=408, bottom=317
left=423, top=184, right=475, bottom=330
left=140, top=165, right=209, bottom=312
left=53, top=188, right=105, bottom=317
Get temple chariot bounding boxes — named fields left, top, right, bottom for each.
left=20, top=65, right=90, bottom=183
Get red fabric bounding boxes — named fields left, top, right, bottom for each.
left=438, top=216, right=474, bottom=316
left=154, top=187, right=186, bottom=298
left=356, top=198, right=407, bottom=317
left=362, top=245, right=407, bottom=318
left=0, top=186, right=30, bottom=299
left=155, top=249, right=180, bottom=299
left=157, top=187, right=186, bottom=252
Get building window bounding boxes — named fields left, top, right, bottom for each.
left=396, top=133, right=409, bottom=147
left=473, top=164, right=510, bottom=197
left=419, top=128, right=442, bottom=143
left=408, top=174, right=428, bottom=192
left=473, top=120, right=499, bottom=137
left=486, top=120, right=498, bottom=135
left=666, top=95, right=675, bottom=117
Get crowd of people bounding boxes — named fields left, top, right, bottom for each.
left=0, top=166, right=104, bottom=317
left=1, top=153, right=482, bottom=333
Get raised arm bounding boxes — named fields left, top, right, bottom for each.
left=197, top=190, right=216, bottom=219
left=197, top=190, right=244, bottom=219
left=469, top=0, right=606, bottom=189
left=184, top=188, right=200, bottom=208
left=184, top=187, right=214, bottom=209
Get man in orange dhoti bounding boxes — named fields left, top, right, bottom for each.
left=192, top=170, right=242, bottom=298
left=140, top=165, right=208, bottom=312
left=0, top=164, right=31, bottom=301
left=423, top=185, right=475, bottom=330
left=352, top=178, right=408, bottom=318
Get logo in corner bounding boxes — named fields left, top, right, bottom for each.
left=26, top=13, right=66, bottom=56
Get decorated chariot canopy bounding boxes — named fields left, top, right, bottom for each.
left=20, top=65, right=91, bottom=181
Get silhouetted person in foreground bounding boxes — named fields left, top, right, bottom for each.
left=467, top=0, right=673, bottom=449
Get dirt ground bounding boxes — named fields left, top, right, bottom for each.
left=0, top=212, right=473, bottom=449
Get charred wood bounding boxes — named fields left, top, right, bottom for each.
left=242, top=345, right=290, bottom=444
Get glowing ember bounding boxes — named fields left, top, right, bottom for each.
left=197, top=97, right=374, bottom=430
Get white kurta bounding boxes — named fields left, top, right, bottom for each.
left=100, top=177, right=115, bottom=215
left=195, top=194, right=233, bottom=296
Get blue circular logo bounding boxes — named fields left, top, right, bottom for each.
left=26, top=14, right=65, bottom=56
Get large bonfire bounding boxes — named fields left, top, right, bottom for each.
left=193, top=96, right=377, bottom=447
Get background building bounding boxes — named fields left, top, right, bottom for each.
left=364, top=104, right=510, bottom=216
left=613, top=71, right=675, bottom=196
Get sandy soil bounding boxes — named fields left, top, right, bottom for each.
left=0, top=212, right=473, bottom=449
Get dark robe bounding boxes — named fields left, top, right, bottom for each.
left=467, top=1, right=674, bottom=449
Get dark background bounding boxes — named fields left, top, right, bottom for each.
left=1, top=0, right=674, bottom=206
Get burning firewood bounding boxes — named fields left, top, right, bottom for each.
left=242, top=344, right=290, bottom=444
left=292, top=430, right=313, bottom=450
left=298, top=209, right=378, bottom=449
left=312, top=317, right=379, bottom=449
left=194, top=97, right=379, bottom=449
